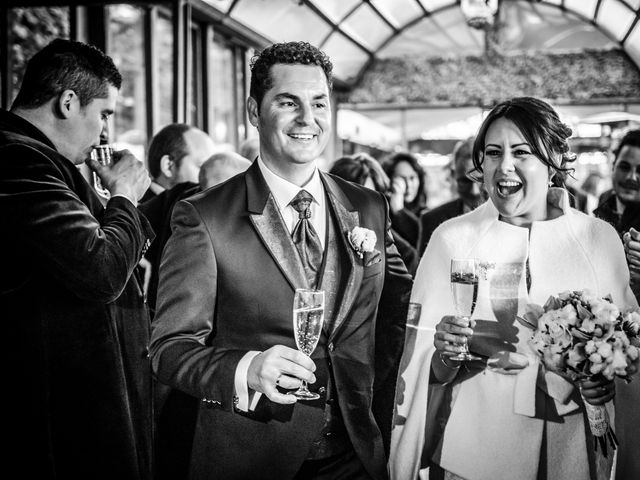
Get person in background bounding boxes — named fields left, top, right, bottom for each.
left=239, top=136, right=260, bottom=162
left=382, top=152, right=428, bottom=248
left=139, top=123, right=215, bottom=203
left=390, top=97, right=636, bottom=480
left=138, top=123, right=216, bottom=313
left=594, top=129, right=640, bottom=238
left=418, top=137, right=487, bottom=256
left=330, top=153, right=419, bottom=276
left=150, top=40, right=412, bottom=480
left=0, top=38, right=154, bottom=479
left=199, top=150, right=252, bottom=190
left=580, top=171, right=605, bottom=216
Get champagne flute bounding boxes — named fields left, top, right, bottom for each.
left=289, top=288, right=325, bottom=400
left=90, top=144, right=113, bottom=199
left=450, top=258, right=482, bottom=361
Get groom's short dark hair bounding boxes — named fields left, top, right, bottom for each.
left=249, top=41, right=333, bottom=112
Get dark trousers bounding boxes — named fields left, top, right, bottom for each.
left=294, top=447, right=372, bottom=480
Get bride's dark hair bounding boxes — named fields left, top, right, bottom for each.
left=471, top=97, right=576, bottom=186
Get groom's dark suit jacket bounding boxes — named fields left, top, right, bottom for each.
left=150, top=161, right=412, bottom=479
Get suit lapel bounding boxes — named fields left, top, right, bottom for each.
left=321, top=173, right=363, bottom=341
left=246, top=162, right=308, bottom=291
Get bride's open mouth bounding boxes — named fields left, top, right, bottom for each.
left=496, top=179, right=523, bottom=197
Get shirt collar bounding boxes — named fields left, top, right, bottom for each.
left=257, top=156, right=324, bottom=209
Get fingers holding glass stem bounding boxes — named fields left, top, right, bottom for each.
left=435, top=315, right=480, bottom=363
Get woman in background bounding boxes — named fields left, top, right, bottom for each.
left=330, top=153, right=418, bottom=276
left=382, top=152, right=428, bottom=248
left=390, top=97, right=637, bottom=480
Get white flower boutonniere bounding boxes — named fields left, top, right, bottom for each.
left=347, top=227, right=376, bottom=259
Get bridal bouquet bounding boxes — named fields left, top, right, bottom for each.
left=520, top=290, right=640, bottom=454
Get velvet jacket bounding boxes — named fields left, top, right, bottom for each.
left=0, top=109, right=155, bottom=480
left=150, top=161, right=412, bottom=479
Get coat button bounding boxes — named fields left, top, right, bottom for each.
left=328, top=342, right=334, bottom=352
left=318, top=387, right=326, bottom=394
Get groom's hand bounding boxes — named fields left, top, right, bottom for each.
left=247, top=345, right=316, bottom=404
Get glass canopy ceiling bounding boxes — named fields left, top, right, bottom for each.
left=204, top=0, right=640, bottom=85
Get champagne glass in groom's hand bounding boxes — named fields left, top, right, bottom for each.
left=288, top=289, right=325, bottom=400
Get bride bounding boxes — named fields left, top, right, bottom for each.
left=389, top=97, right=638, bottom=480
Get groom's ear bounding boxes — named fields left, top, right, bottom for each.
left=247, top=97, right=259, bottom=128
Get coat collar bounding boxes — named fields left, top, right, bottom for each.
left=320, top=173, right=362, bottom=341
left=0, top=109, right=56, bottom=150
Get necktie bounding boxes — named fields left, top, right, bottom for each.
left=290, top=189, right=323, bottom=287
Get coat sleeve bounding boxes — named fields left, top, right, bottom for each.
left=0, top=143, right=152, bottom=303
left=389, top=222, right=454, bottom=480
left=149, top=199, right=245, bottom=409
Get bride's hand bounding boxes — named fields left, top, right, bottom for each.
left=434, top=315, right=474, bottom=357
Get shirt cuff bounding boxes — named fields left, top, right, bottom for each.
left=234, top=350, right=262, bottom=412
left=111, top=193, right=137, bottom=207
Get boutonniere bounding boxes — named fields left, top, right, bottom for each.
left=347, top=227, right=377, bottom=259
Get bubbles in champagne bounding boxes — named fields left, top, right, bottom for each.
left=450, top=271, right=479, bottom=318
left=293, top=307, right=324, bottom=355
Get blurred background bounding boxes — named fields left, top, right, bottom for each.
left=2, top=0, right=640, bottom=208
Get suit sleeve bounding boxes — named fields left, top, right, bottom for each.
left=149, top=200, right=245, bottom=409
left=0, top=144, right=152, bottom=303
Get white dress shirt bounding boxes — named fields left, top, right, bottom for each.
left=234, top=157, right=327, bottom=411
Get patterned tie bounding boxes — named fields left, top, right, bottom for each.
left=290, top=189, right=323, bottom=287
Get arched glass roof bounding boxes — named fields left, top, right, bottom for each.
left=205, top=0, right=640, bottom=85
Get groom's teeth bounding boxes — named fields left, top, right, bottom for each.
left=290, top=134, right=313, bottom=140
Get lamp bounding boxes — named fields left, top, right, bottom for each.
left=461, top=0, right=499, bottom=29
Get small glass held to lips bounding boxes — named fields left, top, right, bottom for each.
left=289, top=288, right=325, bottom=400
left=90, top=144, right=113, bottom=199
left=449, top=258, right=482, bottom=361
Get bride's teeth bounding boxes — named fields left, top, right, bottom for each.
left=290, top=134, right=313, bottom=140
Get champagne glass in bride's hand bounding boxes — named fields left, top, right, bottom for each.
left=450, top=258, right=482, bottom=361
left=289, top=289, right=325, bottom=400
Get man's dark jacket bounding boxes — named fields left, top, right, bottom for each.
left=594, top=189, right=640, bottom=237
left=0, top=110, right=154, bottom=480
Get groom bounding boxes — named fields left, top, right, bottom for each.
left=149, top=41, right=412, bottom=479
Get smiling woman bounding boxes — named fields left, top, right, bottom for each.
left=471, top=97, right=576, bottom=228
left=390, top=97, right=640, bottom=480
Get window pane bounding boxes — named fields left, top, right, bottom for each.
left=156, top=10, right=174, bottom=128
left=232, top=0, right=332, bottom=47
left=371, top=0, right=423, bottom=27
left=189, top=23, right=203, bottom=127
left=109, top=4, right=147, bottom=159
left=9, top=7, right=69, bottom=105
left=311, top=0, right=360, bottom=23
left=209, top=35, right=235, bottom=147
left=342, top=3, right=394, bottom=50
left=418, top=0, right=456, bottom=12
left=565, top=0, right=598, bottom=20
left=235, top=47, right=248, bottom=143
left=322, top=33, right=369, bottom=82
left=597, top=0, right=634, bottom=42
